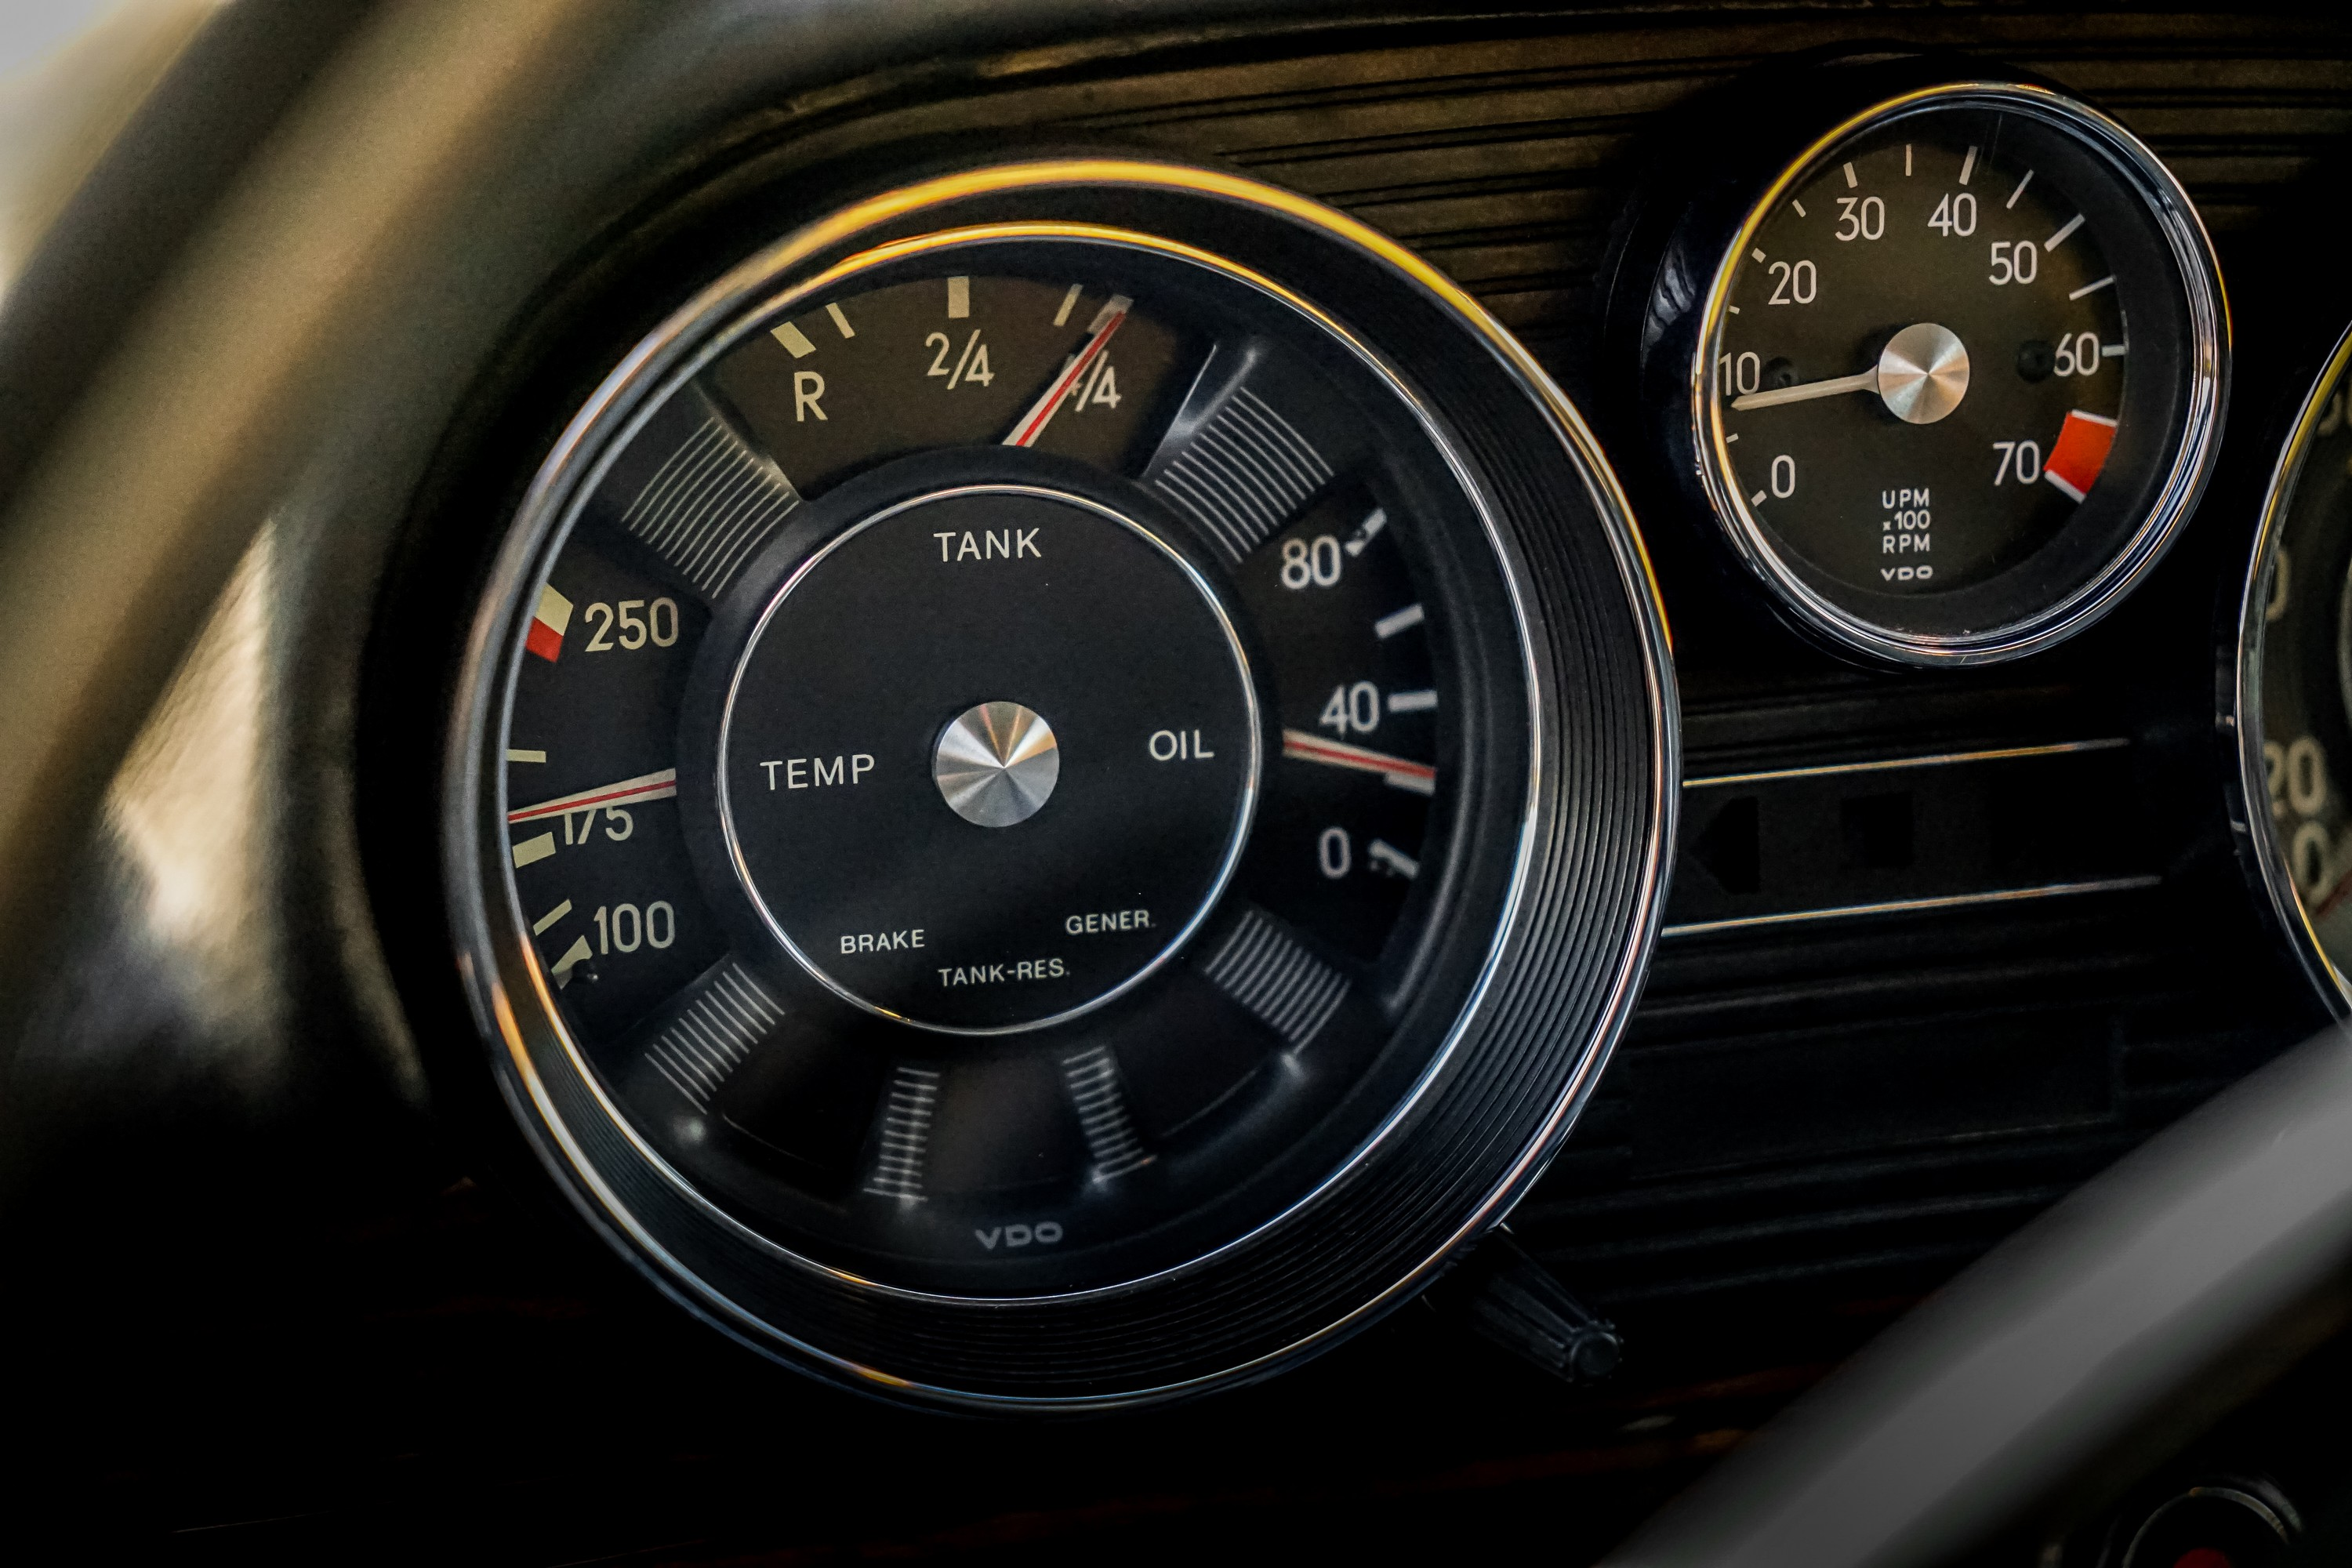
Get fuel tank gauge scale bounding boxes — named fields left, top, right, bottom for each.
left=1613, top=70, right=2227, bottom=664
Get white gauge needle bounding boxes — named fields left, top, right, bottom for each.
left=1003, top=294, right=1132, bottom=448
left=1729, top=322, right=1970, bottom=424
left=1281, top=728, right=1436, bottom=796
left=1730, top=367, right=1879, bottom=411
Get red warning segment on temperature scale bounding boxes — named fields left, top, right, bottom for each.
left=2042, top=409, right=2118, bottom=503
left=526, top=584, right=574, bottom=662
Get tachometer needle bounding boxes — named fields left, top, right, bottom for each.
left=1002, top=293, right=1132, bottom=448
left=1730, top=321, right=1970, bottom=425
left=1281, top=728, right=1436, bottom=796
left=1730, top=367, right=1880, bottom=411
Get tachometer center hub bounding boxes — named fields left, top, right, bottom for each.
left=1877, top=321, right=1970, bottom=426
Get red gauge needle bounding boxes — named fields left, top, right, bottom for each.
left=1002, top=293, right=1132, bottom=448
left=508, top=767, right=678, bottom=824
left=1280, top=729, right=1436, bottom=797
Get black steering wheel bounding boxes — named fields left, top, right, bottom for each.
left=1604, top=1025, right=2352, bottom=1566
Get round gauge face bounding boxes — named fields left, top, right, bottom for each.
left=447, top=164, right=1671, bottom=1406
left=495, top=238, right=1504, bottom=1300
left=2244, top=326, right=2352, bottom=1005
left=1695, top=83, right=2224, bottom=662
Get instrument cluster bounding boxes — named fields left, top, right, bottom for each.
left=402, top=43, right=2350, bottom=1409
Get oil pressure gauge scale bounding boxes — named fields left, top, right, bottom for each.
left=441, top=162, right=1672, bottom=1409
left=1614, top=67, right=2226, bottom=663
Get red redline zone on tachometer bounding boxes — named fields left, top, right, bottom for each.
left=2045, top=409, right=2118, bottom=503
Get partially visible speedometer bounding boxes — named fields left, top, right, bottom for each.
left=431, top=160, right=1671, bottom=1408
left=2238, top=321, right=2352, bottom=1010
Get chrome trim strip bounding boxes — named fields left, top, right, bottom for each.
left=1689, top=81, right=2229, bottom=667
left=1661, top=874, right=2163, bottom=939
left=1684, top=737, right=2129, bottom=789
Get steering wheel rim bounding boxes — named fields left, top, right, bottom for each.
left=0, top=0, right=1308, bottom=1174
left=1602, top=1025, right=2352, bottom=1566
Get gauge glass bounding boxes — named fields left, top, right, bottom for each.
left=2244, top=325, right=2352, bottom=1006
left=497, top=242, right=1497, bottom=1296
left=444, top=163, right=1671, bottom=1406
left=1699, top=84, right=2224, bottom=662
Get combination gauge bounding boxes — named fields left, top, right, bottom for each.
left=419, top=159, right=1672, bottom=1410
left=1610, top=63, right=2227, bottom=664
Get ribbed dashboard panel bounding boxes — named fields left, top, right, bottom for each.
left=840, top=5, right=2352, bottom=1324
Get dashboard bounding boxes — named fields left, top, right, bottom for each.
left=3, top=1, right=2350, bottom=1558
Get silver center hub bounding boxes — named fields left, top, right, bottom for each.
left=934, top=700, right=1061, bottom=828
left=1877, top=321, right=1971, bottom=425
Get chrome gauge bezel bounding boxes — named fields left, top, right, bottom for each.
left=441, top=159, right=1676, bottom=1410
left=2232, top=321, right=2352, bottom=1014
left=1686, top=80, right=2227, bottom=667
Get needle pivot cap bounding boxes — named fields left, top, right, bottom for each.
left=935, top=700, right=1061, bottom=827
left=1878, top=322, right=1970, bottom=425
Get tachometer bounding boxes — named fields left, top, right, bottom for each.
left=1610, top=64, right=2226, bottom=664
left=437, top=161, right=1671, bottom=1407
